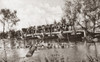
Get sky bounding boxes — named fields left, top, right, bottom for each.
left=0, top=0, right=65, bottom=31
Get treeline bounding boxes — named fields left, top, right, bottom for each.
left=22, top=18, right=70, bottom=34
left=0, top=18, right=72, bottom=39
left=0, top=30, right=21, bottom=39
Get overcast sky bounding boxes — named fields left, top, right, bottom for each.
left=0, top=0, right=65, bottom=31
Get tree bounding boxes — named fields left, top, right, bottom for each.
left=0, top=9, right=20, bottom=62
left=64, top=0, right=79, bottom=44
left=64, top=0, right=100, bottom=41
left=0, top=9, right=20, bottom=49
left=0, top=9, right=20, bottom=33
left=61, top=17, right=66, bottom=25
left=64, top=0, right=100, bottom=60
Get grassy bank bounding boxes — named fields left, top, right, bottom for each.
left=0, top=42, right=100, bottom=62
left=36, top=43, right=100, bottom=62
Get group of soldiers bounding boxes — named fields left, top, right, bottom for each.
left=22, top=22, right=70, bottom=34
left=35, top=42, right=69, bottom=50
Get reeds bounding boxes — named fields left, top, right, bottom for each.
left=37, top=43, right=100, bottom=62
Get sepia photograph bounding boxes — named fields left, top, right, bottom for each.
left=0, top=0, right=100, bottom=62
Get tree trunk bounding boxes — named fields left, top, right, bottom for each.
left=72, top=21, right=77, bottom=44
left=93, top=21, right=96, bottom=33
left=3, top=39, right=7, bottom=62
left=3, top=23, right=5, bottom=33
left=2, top=22, right=7, bottom=62
left=94, top=42, right=98, bottom=59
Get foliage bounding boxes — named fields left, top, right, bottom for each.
left=64, top=0, right=100, bottom=61
left=64, top=0, right=100, bottom=33
left=0, top=9, right=20, bottom=32
left=0, top=32, right=8, bottom=39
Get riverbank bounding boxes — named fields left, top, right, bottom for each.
left=0, top=42, right=100, bottom=62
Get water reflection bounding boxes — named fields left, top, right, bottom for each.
left=0, top=39, right=100, bottom=62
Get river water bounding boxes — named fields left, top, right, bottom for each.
left=0, top=39, right=100, bottom=62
